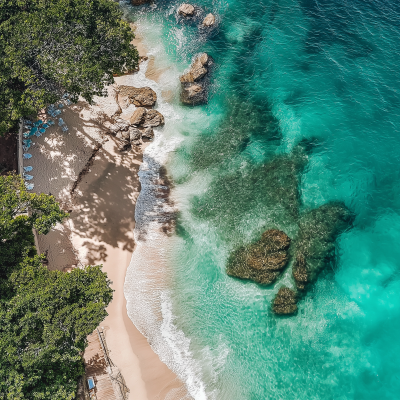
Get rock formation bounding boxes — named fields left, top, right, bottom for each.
left=272, top=287, right=298, bottom=315
left=292, top=202, right=354, bottom=291
left=226, top=229, right=291, bottom=285
left=180, top=53, right=213, bottom=105
left=129, top=107, right=164, bottom=127
left=202, top=13, right=216, bottom=27
left=178, top=3, right=195, bottom=17
left=116, top=86, right=157, bottom=108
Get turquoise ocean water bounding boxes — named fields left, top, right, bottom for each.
left=124, top=1, right=400, bottom=399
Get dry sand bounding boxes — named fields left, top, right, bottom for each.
left=25, top=40, right=190, bottom=399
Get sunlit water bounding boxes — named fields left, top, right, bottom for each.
left=123, top=1, right=400, bottom=399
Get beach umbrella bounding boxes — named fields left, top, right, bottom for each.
left=42, top=123, right=49, bottom=129
left=58, top=103, right=63, bottom=108
left=24, top=166, right=33, bottom=172
left=24, top=174, right=33, bottom=181
left=25, top=183, right=34, bottom=190
left=23, top=153, right=32, bottom=159
left=30, top=127, right=38, bottom=134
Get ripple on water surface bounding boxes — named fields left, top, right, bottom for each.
left=124, top=1, right=400, bottom=399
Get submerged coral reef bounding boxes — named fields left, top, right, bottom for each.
left=225, top=144, right=354, bottom=316
left=227, top=229, right=291, bottom=285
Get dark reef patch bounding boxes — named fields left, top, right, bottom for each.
left=227, top=229, right=291, bottom=285
left=292, top=202, right=354, bottom=291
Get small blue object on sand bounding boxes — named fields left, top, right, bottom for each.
left=25, top=183, right=34, bottom=190
left=87, top=377, right=95, bottom=390
left=42, top=123, right=49, bottom=129
left=24, top=166, right=33, bottom=172
left=24, top=174, right=33, bottom=181
left=62, top=125, right=69, bottom=132
left=23, top=153, right=32, bottom=159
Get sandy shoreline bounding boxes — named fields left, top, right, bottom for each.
left=26, top=28, right=190, bottom=400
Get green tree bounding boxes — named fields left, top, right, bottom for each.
left=0, top=174, right=68, bottom=281
left=0, top=257, right=113, bottom=400
left=0, top=0, right=139, bottom=134
left=0, top=174, right=114, bottom=399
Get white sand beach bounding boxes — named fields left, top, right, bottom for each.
left=25, top=39, right=190, bottom=399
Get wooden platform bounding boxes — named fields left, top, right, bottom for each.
left=83, top=330, right=119, bottom=400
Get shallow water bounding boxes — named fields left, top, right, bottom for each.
left=124, top=1, right=400, bottom=399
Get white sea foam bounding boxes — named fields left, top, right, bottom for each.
left=123, top=19, right=217, bottom=400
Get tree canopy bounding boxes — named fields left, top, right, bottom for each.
left=0, top=175, right=113, bottom=399
left=0, top=0, right=139, bottom=135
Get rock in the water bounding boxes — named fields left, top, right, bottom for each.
left=293, top=202, right=354, bottom=291
left=131, top=0, right=150, bottom=5
left=226, top=229, right=291, bottom=285
left=273, top=287, right=298, bottom=315
left=180, top=53, right=213, bottom=105
left=180, top=53, right=212, bottom=83
left=130, top=107, right=147, bottom=126
left=117, top=86, right=157, bottom=108
left=181, top=84, right=206, bottom=105
left=202, top=13, right=216, bottom=27
left=178, top=3, right=195, bottom=17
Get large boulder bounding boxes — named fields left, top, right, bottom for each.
left=178, top=3, right=195, bottom=17
left=180, top=53, right=213, bottom=105
left=202, top=13, right=216, bottom=27
left=129, top=107, right=165, bottom=128
left=117, top=86, right=157, bottom=108
left=226, top=229, right=291, bottom=285
left=180, top=53, right=212, bottom=83
left=272, top=287, right=298, bottom=315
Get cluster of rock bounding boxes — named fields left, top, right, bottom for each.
left=105, top=85, right=164, bottom=150
left=225, top=142, right=354, bottom=317
left=226, top=229, right=291, bottom=285
left=178, top=3, right=217, bottom=28
left=180, top=53, right=213, bottom=105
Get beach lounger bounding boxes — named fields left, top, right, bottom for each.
left=42, top=123, right=49, bottom=129
left=61, top=125, right=69, bottom=132
left=23, top=153, right=32, bottom=159
left=23, top=166, right=33, bottom=172
left=22, top=145, right=30, bottom=152
left=58, top=118, right=65, bottom=126
left=23, top=132, right=30, bottom=138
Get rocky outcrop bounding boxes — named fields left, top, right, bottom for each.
left=116, top=86, right=157, bottom=108
left=226, top=229, right=291, bottom=285
left=202, top=13, right=216, bottom=27
left=131, top=0, right=150, bottom=5
left=129, top=107, right=165, bottom=127
left=292, top=202, right=354, bottom=291
left=272, top=287, right=298, bottom=315
left=178, top=3, right=195, bottom=17
left=180, top=53, right=213, bottom=105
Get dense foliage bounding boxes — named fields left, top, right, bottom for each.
left=0, top=0, right=139, bottom=134
left=0, top=175, right=113, bottom=399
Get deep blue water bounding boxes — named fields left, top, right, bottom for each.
left=125, top=1, right=400, bottom=398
